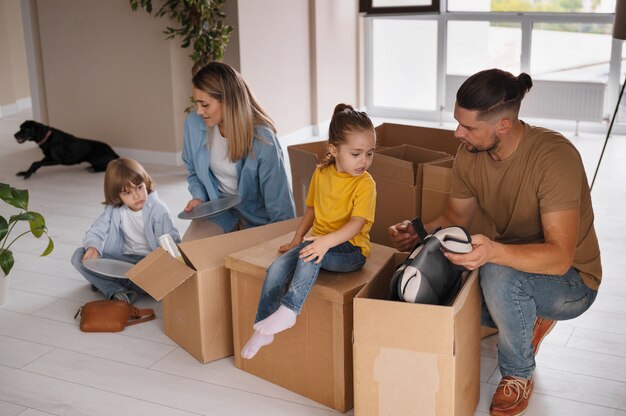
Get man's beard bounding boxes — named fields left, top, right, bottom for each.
left=467, top=132, right=500, bottom=154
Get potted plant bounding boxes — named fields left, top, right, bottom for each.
left=0, top=183, right=54, bottom=304
left=129, top=0, right=234, bottom=74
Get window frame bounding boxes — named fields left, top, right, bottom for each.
left=359, top=0, right=440, bottom=16
left=363, top=4, right=623, bottom=131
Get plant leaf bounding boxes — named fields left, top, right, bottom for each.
left=41, top=236, right=54, bottom=257
left=0, top=183, right=29, bottom=210
left=0, top=215, right=7, bottom=243
left=28, top=212, right=47, bottom=238
left=0, top=249, right=14, bottom=276
left=9, top=212, right=36, bottom=224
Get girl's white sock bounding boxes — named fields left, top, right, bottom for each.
left=240, top=330, right=274, bottom=359
left=253, top=305, right=297, bottom=335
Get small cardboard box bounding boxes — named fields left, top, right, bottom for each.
left=353, top=253, right=481, bottom=416
left=225, top=234, right=397, bottom=412
left=287, top=123, right=460, bottom=217
left=126, top=218, right=300, bottom=363
left=368, top=145, right=453, bottom=245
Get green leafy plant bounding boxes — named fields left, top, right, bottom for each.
left=130, top=0, right=233, bottom=73
left=0, top=183, right=54, bottom=277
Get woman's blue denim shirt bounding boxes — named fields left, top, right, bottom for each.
left=182, top=112, right=296, bottom=232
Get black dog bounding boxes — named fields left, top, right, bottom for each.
left=14, top=120, right=119, bottom=179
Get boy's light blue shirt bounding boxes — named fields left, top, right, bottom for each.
left=83, top=191, right=181, bottom=257
left=182, top=112, right=296, bottom=232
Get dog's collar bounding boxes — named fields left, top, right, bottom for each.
left=37, top=129, right=52, bottom=145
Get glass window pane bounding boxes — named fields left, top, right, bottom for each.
left=448, top=0, right=616, bottom=13
left=447, top=21, right=521, bottom=75
left=530, top=23, right=613, bottom=82
left=371, top=19, right=438, bottom=110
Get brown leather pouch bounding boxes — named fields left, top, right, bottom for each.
left=74, top=300, right=155, bottom=332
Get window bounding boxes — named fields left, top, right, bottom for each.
left=363, top=2, right=622, bottom=127
left=531, top=22, right=613, bottom=82
left=371, top=19, right=438, bottom=110
left=447, top=21, right=522, bottom=76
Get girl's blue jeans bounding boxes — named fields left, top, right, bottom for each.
left=71, top=247, right=148, bottom=300
left=255, top=240, right=366, bottom=322
left=480, top=263, right=597, bottom=380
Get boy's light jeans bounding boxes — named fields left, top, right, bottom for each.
left=71, top=247, right=147, bottom=300
left=480, top=263, right=597, bottom=379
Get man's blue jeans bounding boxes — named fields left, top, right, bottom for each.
left=480, top=263, right=597, bottom=379
left=71, top=247, right=148, bottom=300
left=255, top=240, right=366, bottom=322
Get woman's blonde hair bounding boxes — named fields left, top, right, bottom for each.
left=103, top=158, right=154, bottom=207
left=318, top=104, right=375, bottom=169
left=192, top=62, right=276, bottom=162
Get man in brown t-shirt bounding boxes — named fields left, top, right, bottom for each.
left=388, top=69, right=601, bottom=416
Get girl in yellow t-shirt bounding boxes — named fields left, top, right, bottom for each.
left=241, top=104, right=377, bottom=359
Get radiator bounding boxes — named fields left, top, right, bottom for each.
left=445, top=75, right=606, bottom=122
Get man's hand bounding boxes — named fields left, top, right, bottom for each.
left=444, top=234, right=493, bottom=270
left=388, top=220, right=419, bottom=252
left=82, top=246, right=100, bottom=262
left=184, top=198, right=203, bottom=212
left=299, top=235, right=332, bottom=264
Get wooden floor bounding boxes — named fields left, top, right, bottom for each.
left=1, top=109, right=625, bottom=416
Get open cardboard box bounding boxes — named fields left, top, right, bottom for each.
left=421, top=159, right=455, bottom=224
left=287, top=122, right=460, bottom=218
left=226, top=233, right=397, bottom=412
left=368, top=145, right=453, bottom=245
left=126, top=218, right=299, bottom=363
left=353, top=253, right=481, bottom=415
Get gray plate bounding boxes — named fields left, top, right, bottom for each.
left=178, top=195, right=241, bottom=220
left=83, top=258, right=134, bottom=279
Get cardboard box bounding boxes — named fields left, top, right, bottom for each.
left=353, top=253, right=481, bottom=416
left=226, top=234, right=397, bottom=412
left=420, top=158, right=496, bottom=238
left=288, top=140, right=328, bottom=218
left=421, top=159, right=454, bottom=224
left=368, top=145, right=453, bottom=245
left=287, top=123, right=460, bottom=217
left=126, top=218, right=300, bottom=363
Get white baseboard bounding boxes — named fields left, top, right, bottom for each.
left=112, top=123, right=326, bottom=173
left=17, top=97, right=32, bottom=111
left=114, top=147, right=183, bottom=167
left=0, top=98, right=32, bottom=118
left=0, top=103, right=19, bottom=117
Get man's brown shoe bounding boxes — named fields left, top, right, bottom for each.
left=532, top=317, right=556, bottom=355
left=490, top=376, right=534, bottom=416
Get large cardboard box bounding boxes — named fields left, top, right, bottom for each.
left=126, top=218, right=299, bottom=363
left=353, top=253, right=481, bottom=416
left=225, top=234, right=397, bottom=412
left=287, top=123, right=460, bottom=218
left=368, top=145, right=453, bottom=245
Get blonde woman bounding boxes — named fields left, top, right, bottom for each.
left=182, top=62, right=295, bottom=241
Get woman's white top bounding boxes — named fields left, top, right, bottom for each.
left=120, top=205, right=151, bottom=256
left=208, top=125, right=238, bottom=196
